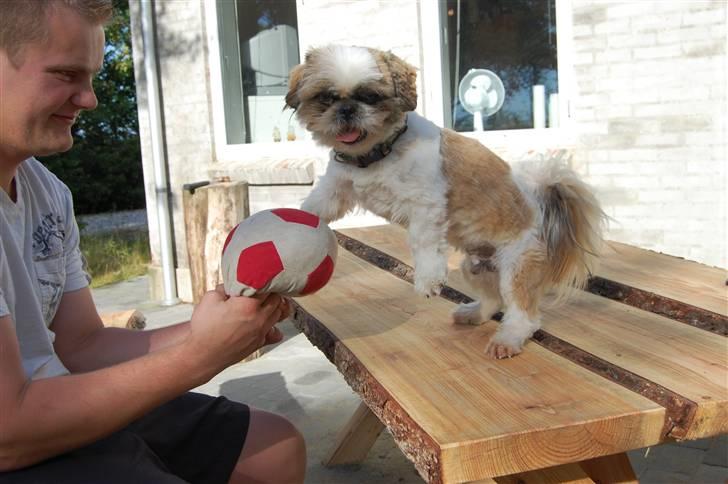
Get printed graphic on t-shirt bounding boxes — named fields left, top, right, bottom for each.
left=32, top=213, right=66, bottom=324
left=32, top=213, right=66, bottom=260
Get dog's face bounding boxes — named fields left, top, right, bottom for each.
left=286, top=45, right=417, bottom=157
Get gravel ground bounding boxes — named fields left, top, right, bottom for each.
left=77, top=209, right=147, bottom=235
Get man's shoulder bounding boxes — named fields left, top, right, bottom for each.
left=20, top=157, right=62, bottom=182
left=19, top=157, right=71, bottom=196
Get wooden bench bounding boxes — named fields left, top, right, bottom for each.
left=292, top=224, right=727, bottom=483
left=99, top=309, right=146, bottom=329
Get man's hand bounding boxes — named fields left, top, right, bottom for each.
left=263, top=297, right=292, bottom=345
left=184, top=286, right=289, bottom=370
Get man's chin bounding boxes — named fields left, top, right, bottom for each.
left=35, top=136, right=74, bottom=156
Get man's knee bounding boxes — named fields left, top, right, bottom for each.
left=263, top=412, right=306, bottom=469
left=231, top=409, right=306, bottom=484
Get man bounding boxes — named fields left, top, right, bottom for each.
left=0, top=1, right=306, bottom=482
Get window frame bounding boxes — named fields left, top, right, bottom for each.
left=419, top=0, right=576, bottom=147
left=205, top=0, right=577, bottom=164
left=204, top=0, right=318, bottom=164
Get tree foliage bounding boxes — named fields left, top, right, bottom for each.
left=40, top=0, right=143, bottom=215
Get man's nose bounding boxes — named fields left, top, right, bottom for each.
left=72, top=82, right=98, bottom=110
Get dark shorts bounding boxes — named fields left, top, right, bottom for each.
left=0, top=392, right=250, bottom=484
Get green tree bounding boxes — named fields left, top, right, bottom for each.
left=40, top=0, right=143, bottom=215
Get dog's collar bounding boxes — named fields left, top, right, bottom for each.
left=333, top=122, right=408, bottom=168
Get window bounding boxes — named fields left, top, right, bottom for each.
left=216, top=0, right=303, bottom=144
left=441, top=0, right=560, bottom=132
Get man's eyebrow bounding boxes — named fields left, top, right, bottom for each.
left=46, top=64, right=103, bottom=75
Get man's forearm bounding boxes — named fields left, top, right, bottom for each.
left=60, top=322, right=191, bottom=372
left=0, top=339, right=216, bottom=471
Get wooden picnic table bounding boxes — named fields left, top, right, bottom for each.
left=292, top=224, right=727, bottom=483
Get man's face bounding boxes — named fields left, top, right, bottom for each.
left=0, top=6, right=105, bottom=162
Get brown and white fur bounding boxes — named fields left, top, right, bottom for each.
left=286, top=45, right=606, bottom=358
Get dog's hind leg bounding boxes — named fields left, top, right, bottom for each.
left=453, top=254, right=503, bottom=325
left=486, top=237, right=548, bottom=359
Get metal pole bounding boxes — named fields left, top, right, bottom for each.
left=140, top=0, right=179, bottom=306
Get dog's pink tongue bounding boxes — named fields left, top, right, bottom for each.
left=336, top=130, right=360, bottom=143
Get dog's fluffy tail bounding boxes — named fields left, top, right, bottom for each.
left=526, top=161, right=607, bottom=301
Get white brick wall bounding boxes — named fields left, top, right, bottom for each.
left=572, top=0, right=727, bottom=268
left=131, top=0, right=217, bottom=273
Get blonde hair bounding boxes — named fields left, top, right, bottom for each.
left=0, top=0, right=113, bottom=65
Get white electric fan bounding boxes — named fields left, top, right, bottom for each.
left=457, top=69, right=505, bottom=131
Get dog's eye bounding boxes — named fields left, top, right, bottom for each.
left=353, top=91, right=383, bottom=105
left=316, top=92, right=338, bottom=106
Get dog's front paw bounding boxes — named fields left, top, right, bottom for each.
left=413, top=258, right=447, bottom=298
left=414, top=274, right=445, bottom=298
left=485, top=331, right=526, bottom=359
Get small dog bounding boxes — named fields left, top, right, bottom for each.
left=286, top=45, right=606, bottom=358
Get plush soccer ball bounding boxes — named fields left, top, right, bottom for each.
left=221, top=208, right=337, bottom=297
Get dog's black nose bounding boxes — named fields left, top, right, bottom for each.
left=336, top=103, right=357, bottom=121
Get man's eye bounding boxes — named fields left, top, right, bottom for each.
left=56, top=71, right=74, bottom=81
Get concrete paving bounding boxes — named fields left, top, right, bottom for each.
left=92, top=276, right=727, bottom=483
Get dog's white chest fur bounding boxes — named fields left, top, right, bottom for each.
left=301, top=111, right=452, bottom=296
left=328, top=112, right=448, bottom=228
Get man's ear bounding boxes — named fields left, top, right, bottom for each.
left=381, top=51, right=418, bottom=112
left=285, top=64, right=305, bottom=110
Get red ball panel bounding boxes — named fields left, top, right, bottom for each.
left=300, top=255, right=335, bottom=295
left=236, top=241, right=284, bottom=290
left=271, top=208, right=320, bottom=228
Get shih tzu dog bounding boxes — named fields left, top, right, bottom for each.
left=286, top=45, right=606, bottom=358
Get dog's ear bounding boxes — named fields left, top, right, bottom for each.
left=381, top=51, right=418, bottom=112
left=285, top=63, right=305, bottom=110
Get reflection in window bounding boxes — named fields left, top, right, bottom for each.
left=443, top=0, right=559, bottom=132
left=217, top=0, right=303, bottom=144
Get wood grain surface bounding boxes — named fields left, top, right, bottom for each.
left=338, top=225, right=728, bottom=441
left=599, top=241, right=727, bottom=318
left=293, top=250, right=664, bottom=482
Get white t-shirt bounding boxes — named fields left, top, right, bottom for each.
left=0, top=158, right=90, bottom=379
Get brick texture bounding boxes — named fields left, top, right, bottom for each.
left=130, top=0, right=215, bottom=270
left=572, top=1, right=727, bottom=268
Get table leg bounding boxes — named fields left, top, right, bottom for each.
left=491, top=463, right=593, bottom=483
left=473, top=452, right=635, bottom=484
left=323, top=401, right=385, bottom=466
left=579, top=452, right=637, bottom=483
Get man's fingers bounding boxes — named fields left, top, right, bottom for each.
left=263, top=326, right=284, bottom=346
left=203, top=286, right=227, bottom=304
left=214, top=284, right=230, bottom=300
left=258, top=292, right=283, bottom=308
left=258, top=305, right=284, bottom=336
left=278, top=297, right=292, bottom=321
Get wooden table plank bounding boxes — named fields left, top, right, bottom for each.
left=599, top=241, right=727, bottom=318
left=338, top=225, right=728, bottom=441
left=294, top=251, right=664, bottom=482
left=541, top=295, right=728, bottom=440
